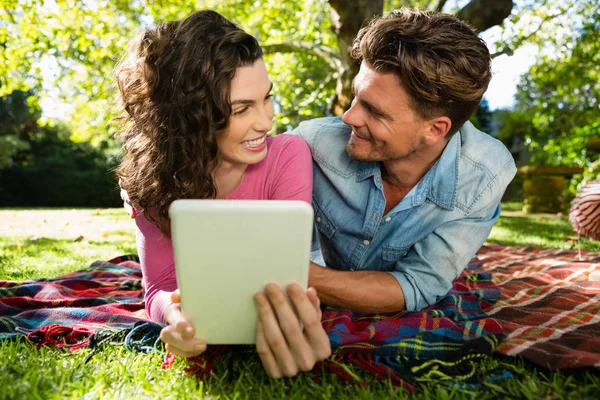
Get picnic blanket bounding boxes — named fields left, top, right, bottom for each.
left=476, top=244, right=600, bottom=370
left=0, top=255, right=149, bottom=347
left=318, top=260, right=505, bottom=389
left=0, top=253, right=506, bottom=391
left=2, top=245, right=598, bottom=386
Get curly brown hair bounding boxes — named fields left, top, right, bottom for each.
left=114, top=10, right=263, bottom=235
left=351, top=8, right=491, bottom=136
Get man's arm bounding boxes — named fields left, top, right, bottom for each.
left=310, top=202, right=505, bottom=313
left=309, top=263, right=405, bottom=312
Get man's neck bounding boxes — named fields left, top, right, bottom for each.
left=380, top=140, right=448, bottom=215
left=381, top=140, right=448, bottom=190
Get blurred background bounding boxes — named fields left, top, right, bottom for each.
left=1, top=0, right=598, bottom=211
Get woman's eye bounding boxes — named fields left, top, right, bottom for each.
left=233, top=107, right=248, bottom=116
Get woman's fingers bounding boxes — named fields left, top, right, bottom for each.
left=161, top=297, right=206, bottom=358
left=170, top=289, right=181, bottom=304
left=160, top=324, right=206, bottom=357
left=265, top=283, right=316, bottom=372
left=255, top=318, right=282, bottom=378
left=287, top=284, right=331, bottom=361
left=254, top=289, right=298, bottom=377
left=254, top=283, right=332, bottom=379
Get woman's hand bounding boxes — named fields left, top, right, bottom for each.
left=254, top=283, right=331, bottom=378
left=160, top=290, right=207, bottom=358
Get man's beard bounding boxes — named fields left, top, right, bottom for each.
left=346, top=138, right=418, bottom=163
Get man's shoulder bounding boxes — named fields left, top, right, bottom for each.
left=454, top=122, right=517, bottom=211
left=458, top=122, right=515, bottom=176
left=294, top=116, right=350, bottom=146
left=291, top=117, right=357, bottom=177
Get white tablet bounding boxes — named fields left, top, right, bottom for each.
left=169, top=199, right=314, bottom=344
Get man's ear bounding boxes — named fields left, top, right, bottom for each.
left=425, top=116, right=452, bottom=144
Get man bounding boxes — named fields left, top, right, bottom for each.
left=296, top=9, right=516, bottom=314
left=121, top=8, right=516, bottom=377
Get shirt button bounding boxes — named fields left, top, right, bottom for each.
left=363, top=239, right=370, bottom=246
left=316, top=217, right=321, bottom=222
left=385, top=217, right=391, bottom=223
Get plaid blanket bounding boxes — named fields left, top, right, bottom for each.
left=0, top=255, right=149, bottom=346
left=0, top=254, right=505, bottom=391
left=477, top=243, right=600, bottom=370
left=319, top=261, right=505, bottom=389
left=4, top=245, right=597, bottom=386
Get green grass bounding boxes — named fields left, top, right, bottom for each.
left=488, top=214, right=600, bottom=252
left=1, top=206, right=599, bottom=399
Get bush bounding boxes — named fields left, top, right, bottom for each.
left=0, top=124, right=122, bottom=207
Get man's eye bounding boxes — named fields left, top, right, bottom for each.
left=369, top=109, right=383, bottom=119
left=233, top=107, right=248, bottom=116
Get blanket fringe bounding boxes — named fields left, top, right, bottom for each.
left=181, top=346, right=228, bottom=380
left=26, top=324, right=94, bottom=350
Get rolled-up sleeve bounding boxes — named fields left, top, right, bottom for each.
left=388, top=159, right=514, bottom=311
left=389, top=202, right=501, bottom=311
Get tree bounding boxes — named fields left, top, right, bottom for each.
left=323, top=0, right=513, bottom=114
left=1, top=0, right=596, bottom=144
left=512, top=10, right=600, bottom=168
left=470, top=98, right=493, bottom=134
left=0, top=90, right=38, bottom=168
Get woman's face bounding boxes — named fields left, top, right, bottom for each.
left=216, top=59, right=274, bottom=167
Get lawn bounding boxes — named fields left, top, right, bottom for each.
left=0, top=207, right=599, bottom=399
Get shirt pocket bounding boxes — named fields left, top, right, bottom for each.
left=382, top=245, right=412, bottom=263
left=312, top=199, right=338, bottom=239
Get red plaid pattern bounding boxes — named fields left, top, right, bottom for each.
left=477, top=244, right=600, bottom=369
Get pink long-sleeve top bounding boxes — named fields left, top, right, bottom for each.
left=135, top=134, right=313, bottom=323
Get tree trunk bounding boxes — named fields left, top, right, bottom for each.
left=456, top=0, right=513, bottom=32
left=327, top=0, right=384, bottom=115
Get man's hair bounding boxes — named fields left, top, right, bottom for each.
left=351, top=8, right=491, bottom=136
left=114, top=10, right=263, bottom=235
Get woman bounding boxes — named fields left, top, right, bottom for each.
left=114, top=10, right=330, bottom=378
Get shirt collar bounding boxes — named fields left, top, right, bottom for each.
left=425, top=130, right=460, bottom=210
left=356, top=161, right=379, bottom=181
left=353, top=129, right=460, bottom=210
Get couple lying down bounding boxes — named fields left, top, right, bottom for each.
left=115, top=9, right=516, bottom=378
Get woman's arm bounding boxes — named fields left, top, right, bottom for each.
left=134, top=210, right=178, bottom=323
left=136, top=211, right=208, bottom=358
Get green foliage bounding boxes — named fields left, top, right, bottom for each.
left=0, top=90, right=39, bottom=168
left=469, top=98, right=493, bottom=133
left=1, top=0, right=339, bottom=141
left=489, top=0, right=599, bottom=57
left=512, top=11, right=600, bottom=167
left=1, top=0, right=145, bottom=144
left=2, top=0, right=599, bottom=166
left=0, top=123, right=121, bottom=207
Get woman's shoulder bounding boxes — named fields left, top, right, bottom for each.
left=265, top=134, right=311, bottom=161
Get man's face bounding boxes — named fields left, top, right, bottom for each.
left=342, top=62, right=430, bottom=163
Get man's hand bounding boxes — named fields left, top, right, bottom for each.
left=253, top=283, right=331, bottom=378
left=160, top=290, right=207, bottom=358
left=118, top=179, right=136, bottom=218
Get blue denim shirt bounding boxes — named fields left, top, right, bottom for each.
left=291, top=117, right=516, bottom=311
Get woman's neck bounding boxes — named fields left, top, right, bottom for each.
left=212, top=160, right=248, bottom=199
